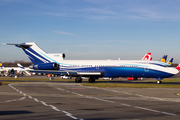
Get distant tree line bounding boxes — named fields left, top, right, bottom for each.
left=2, top=61, right=32, bottom=67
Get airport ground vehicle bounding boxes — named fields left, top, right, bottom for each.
left=60, top=75, right=72, bottom=79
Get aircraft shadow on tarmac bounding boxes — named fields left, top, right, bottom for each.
left=0, top=111, right=33, bottom=116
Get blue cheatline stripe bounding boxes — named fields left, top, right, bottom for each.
left=135, top=62, right=169, bottom=67
left=27, top=47, right=51, bottom=63
left=19, top=66, right=24, bottom=69
left=149, top=63, right=170, bottom=67
left=24, top=47, right=51, bottom=64
left=24, top=50, right=43, bottom=64
left=38, top=51, right=56, bottom=63
left=62, top=66, right=174, bottom=78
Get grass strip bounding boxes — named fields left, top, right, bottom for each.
left=146, top=78, right=180, bottom=83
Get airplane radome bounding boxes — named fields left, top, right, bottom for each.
left=5, top=42, right=179, bottom=84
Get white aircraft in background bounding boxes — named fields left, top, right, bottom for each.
left=0, top=62, right=20, bottom=71
left=0, top=62, right=21, bottom=76
left=17, top=63, right=31, bottom=76
left=5, top=42, right=179, bottom=84
left=0, top=62, right=31, bottom=76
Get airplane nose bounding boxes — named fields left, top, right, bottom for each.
left=167, top=67, right=179, bottom=76
left=173, top=68, right=179, bottom=75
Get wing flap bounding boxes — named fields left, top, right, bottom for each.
left=77, top=72, right=102, bottom=75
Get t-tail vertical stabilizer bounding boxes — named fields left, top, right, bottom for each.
left=5, top=42, right=65, bottom=64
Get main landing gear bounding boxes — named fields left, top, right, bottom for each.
left=156, top=78, right=162, bottom=84
left=75, top=76, right=82, bottom=83
left=157, top=80, right=162, bottom=84
left=88, top=77, right=95, bottom=83
left=75, top=77, right=96, bottom=83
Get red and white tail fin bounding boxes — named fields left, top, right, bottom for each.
left=176, top=64, right=180, bottom=71
left=141, top=53, right=151, bottom=60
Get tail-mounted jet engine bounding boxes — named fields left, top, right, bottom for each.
left=29, top=62, right=59, bottom=70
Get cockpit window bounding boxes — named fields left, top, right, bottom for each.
left=163, top=65, right=168, bottom=67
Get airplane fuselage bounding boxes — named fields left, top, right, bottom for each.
left=57, top=60, right=178, bottom=78
left=5, top=42, right=179, bottom=83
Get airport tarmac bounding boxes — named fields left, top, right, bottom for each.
left=1, top=82, right=180, bottom=120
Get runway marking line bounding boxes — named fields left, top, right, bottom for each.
left=135, top=106, right=160, bottom=113
left=71, top=92, right=83, bottom=96
left=34, top=98, right=39, bottom=102
left=121, top=103, right=131, bottom=107
left=28, top=95, right=32, bottom=99
left=80, top=84, right=177, bottom=116
left=71, top=88, right=85, bottom=90
left=57, top=88, right=64, bottom=91
left=62, top=110, right=78, bottom=119
left=40, top=101, right=48, bottom=106
left=8, top=84, right=82, bottom=120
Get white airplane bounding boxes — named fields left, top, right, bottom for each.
left=0, top=62, right=32, bottom=76
left=5, top=42, right=179, bottom=84
left=0, top=62, right=20, bottom=71
left=17, top=63, right=31, bottom=76
left=0, top=62, right=21, bottom=76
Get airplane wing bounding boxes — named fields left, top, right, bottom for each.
left=29, top=69, right=103, bottom=76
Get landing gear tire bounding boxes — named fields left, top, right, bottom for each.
left=75, top=77, right=82, bottom=83
left=89, top=77, right=95, bottom=83
left=157, top=80, right=161, bottom=84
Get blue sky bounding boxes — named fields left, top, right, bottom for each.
left=1, top=0, right=180, bottom=63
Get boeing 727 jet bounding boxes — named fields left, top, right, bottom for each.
left=5, top=42, right=179, bottom=84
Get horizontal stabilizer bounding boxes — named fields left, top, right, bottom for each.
left=4, top=42, right=65, bottom=64
left=5, top=43, right=32, bottom=49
